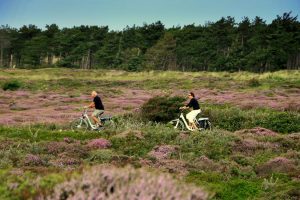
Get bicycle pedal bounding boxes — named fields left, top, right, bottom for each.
left=97, top=127, right=104, bottom=131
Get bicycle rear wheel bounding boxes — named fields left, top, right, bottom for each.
left=205, top=120, right=212, bottom=131
left=197, top=119, right=212, bottom=131
left=70, top=118, right=89, bottom=132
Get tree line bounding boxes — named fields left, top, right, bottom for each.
left=0, top=12, right=299, bottom=72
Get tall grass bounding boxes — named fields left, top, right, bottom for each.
left=1, top=68, right=299, bottom=91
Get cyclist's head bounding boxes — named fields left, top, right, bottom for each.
left=91, top=91, right=98, bottom=97
left=188, top=92, right=195, bottom=99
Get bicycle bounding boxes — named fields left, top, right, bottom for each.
left=169, top=108, right=212, bottom=131
left=70, top=108, right=114, bottom=132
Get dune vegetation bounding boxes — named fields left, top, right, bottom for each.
left=0, top=68, right=299, bottom=200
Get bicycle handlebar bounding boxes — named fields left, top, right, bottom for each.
left=82, top=107, right=89, bottom=113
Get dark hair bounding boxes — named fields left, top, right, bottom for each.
left=189, top=92, right=195, bottom=97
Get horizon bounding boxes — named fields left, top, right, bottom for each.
left=1, top=0, right=300, bottom=30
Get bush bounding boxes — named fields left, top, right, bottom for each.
left=178, top=130, right=237, bottom=160
left=204, top=104, right=300, bottom=133
left=2, top=80, right=22, bottom=91
left=248, top=78, right=261, bottom=87
left=23, top=154, right=44, bottom=166
left=141, top=96, right=185, bottom=122
left=86, top=138, right=111, bottom=149
left=259, top=112, right=300, bottom=134
left=88, top=149, right=115, bottom=163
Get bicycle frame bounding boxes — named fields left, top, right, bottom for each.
left=80, top=109, right=100, bottom=130
left=172, top=113, right=195, bottom=131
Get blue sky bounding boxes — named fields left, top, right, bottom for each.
left=0, top=0, right=299, bottom=30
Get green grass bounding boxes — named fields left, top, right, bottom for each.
left=185, top=172, right=262, bottom=200
left=1, top=68, right=299, bottom=92
left=0, top=169, right=68, bottom=200
left=0, top=126, right=108, bottom=141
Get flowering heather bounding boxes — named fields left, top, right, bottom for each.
left=47, top=166, right=208, bottom=200
left=178, top=132, right=190, bottom=140
left=0, top=99, right=8, bottom=105
left=288, top=133, right=300, bottom=142
left=45, top=141, right=88, bottom=159
left=87, top=138, right=111, bottom=149
left=1, top=82, right=300, bottom=125
left=63, top=137, right=74, bottom=144
left=191, top=88, right=300, bottom=111
left=45, top=142, right=67, bottom=154
left=54, top=106, right=73, bottom=111
left=23, top=154, right=43, bottom=166
left=194, top=156, right=221, bottom=172
left=49, top=153, right=81, bottom=168
left=235, top=127, right=278, bottom=137
left=284, top=150, right=300, bottom=160
left=139, top=158, right=154, bottom=167
left=148, top=145, right=179, bottom=160
left=0, top=139, right=14, bottom=150
left=256, top=157, right=298, bottom=177
left=154, top=159, right=188, bottom=175
left=0, top=89, right=137, bottom=124
left=234, top=139, right=278, bottom=154
left=116, top=130, right=145, bottom=139
left=9, top=169, right=24, bottom=176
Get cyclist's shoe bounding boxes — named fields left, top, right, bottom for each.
left=95, top=124, right=103, bottom=129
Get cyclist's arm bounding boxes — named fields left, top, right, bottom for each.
left=180, top=100, right=192, bottom=109
left=180, top=105, right=189, bottom=110
left=183, top=100, right=192, bottom=109
left=87, top=102, right=95, bottom=108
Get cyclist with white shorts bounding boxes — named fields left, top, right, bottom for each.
left=180, top=92, right=201, bottom=130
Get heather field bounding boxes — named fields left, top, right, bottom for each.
left=0, top=69, right=300, bottom=200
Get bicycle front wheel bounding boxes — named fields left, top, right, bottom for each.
left=70, top=118, right=89, bottom=132
left=198, top=119, right=212, bottom=131
left=170, top=119, right=185, bottom=131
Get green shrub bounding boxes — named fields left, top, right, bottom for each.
left=88, top=149, right=115, bottom=163
left=141, top=96, right=185, bottom=122
left=2, top=80, right=22, bottom=91
left=185, top=172, right=261, bottom=200
left=248, top=78, right=261, bottom=87
left=203, top=104, right=300, bottom=133
left=177, top=130, right=237, bottom=160
left=258, top=112, right=300, bottom=133
left=217, top=179, right=261, bottom=200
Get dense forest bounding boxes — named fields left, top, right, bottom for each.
left=0, top=12, right=299, bottom=72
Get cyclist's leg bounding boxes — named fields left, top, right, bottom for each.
left=186, top=111, right=194, bottom=129
left=96, top=110, right=104, bottom=125
left=191, top=109, right=201, bottom=129
left=92, top=110, right=103, bottom=125
left=187, top=110, right=201, bottom=129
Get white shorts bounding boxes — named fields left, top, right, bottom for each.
left=186, top=109, right=201, bottom=123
